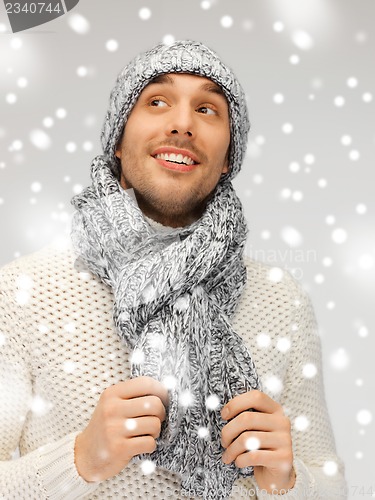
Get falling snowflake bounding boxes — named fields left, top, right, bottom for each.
left=68, top=13, right=90, bottom=34
left=200, top=1, right=211, bottom=10
left=245, top=437, right=260, bottom=451
left=63, top=361, right=76, bottom=374
left=66, top=142, right=77, bottom=153
left=131, top=349, right=145, bottom=365
left=355, top=203, right=367, bottom=215
left=334, top=96, right=345, bottom=107
left=268, top=267, right=284, bottom=282
left=179, top=390, right=194, bottom=407
left=64, top=322, right=76, bottom=333
left=206, top=394, right=220, bottom=410
left=30, top=395, right=52, bottom=416
left=331, top=228, right=347, bottom=244
left=139, top=7, right=152, bottom=20
left=357, top=326, right=368, bottom=338
left=289, top=54, right=300, bottom=65
left=10, top=37, right=22, bottom=49
left=281, top=226, right=303, bottom=247
left=347, top=77, right=358, bottom=88
left=56, top=108, right=67, bottom=119
left=277, top=337, right=291, bottom=353
left=302, top=363, right=317, bottom=378
left=16, top=274, right=34, bottom=289
left=141, top=460, right=156, bottom=474
left=124, top=418, right=137, bottom=431
left=30, top=130, right=51, bottom=150
left=294, top=415, right=310, bottom=431
left=6, top=93, right=17, bottom=104
left=221, top=16, right=233, bottom=28
left=17, top=77, right=28, bottom=88
left=106, top=39, right=119, bottom=52
left=357, top=409, right=372, bottom=426
left=162, top=375, right=177, bottom=390
left=282, top=123, right=293, bottom=134
left=358, top=254, right=374, bottom=270
left=330, top=348, right=350, bottom=370
left=292, top=30, right=314, bottom=51
left=257, top=332, right=271, bottom=348
left=349, top=149, right=360, bottom=161
left=43, top=117, right=54, bottom=128
left=264, top=375, right=283, bottom=394
left=289, top=162, right=300, bottom=173
left=162, top=34, right=175, bottom=46
left=273, top=21, right=284, bottom=33
left=197, top=427, right=209, bottom=438
left=76, top=66, right=88, bottom=77
left=362, top=92, right=373, bottom=103
left=323, top=461, right=338, bottom=476
left=142, top=284, right=156, bottom=303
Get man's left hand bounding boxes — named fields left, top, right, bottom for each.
left=220, top=390, right=296, bottom=493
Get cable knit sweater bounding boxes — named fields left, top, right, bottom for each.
left=0, top=239, right=346, bottom=499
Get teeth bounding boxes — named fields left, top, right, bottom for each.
left=155, top=153, right=195, bottom=165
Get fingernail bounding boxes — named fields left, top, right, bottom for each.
left=221, top=407, right=229, bottom=419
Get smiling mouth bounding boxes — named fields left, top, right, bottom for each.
left=153, top=152, right=198, bottom=166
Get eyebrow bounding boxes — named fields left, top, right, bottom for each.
left=148, top=74, right=226, bottom=98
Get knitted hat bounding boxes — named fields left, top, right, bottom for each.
left=101, top=40, right=250, bottom=181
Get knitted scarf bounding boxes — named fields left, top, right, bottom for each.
left=71, top=154, right=261, bottom=499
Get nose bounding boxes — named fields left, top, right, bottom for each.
left=166, top=104, right=194, bottom=138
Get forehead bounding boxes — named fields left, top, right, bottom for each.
left=143, top=73, right=227, bottom=100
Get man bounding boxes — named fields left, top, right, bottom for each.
left=0, top=41, right=346, bottom=499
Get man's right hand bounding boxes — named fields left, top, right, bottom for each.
left=74, top=376, right=169, bottom=482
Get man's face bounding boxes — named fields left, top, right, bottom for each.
left=115, top=73, right=230, bottom=227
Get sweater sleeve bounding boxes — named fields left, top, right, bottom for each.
left=0, top=267, right=100, bottom=499
left=253, top=276, right=347, bottom=499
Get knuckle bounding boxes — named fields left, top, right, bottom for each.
left=240, top=431, right=251, bottom=446
left=284, top=416, right=292, bottom=431
left=221, top=428, right=228, bottom=448
left=251, top=390, right=262, bottom=405
left=145, top=436, right=157, bottom=453
left=101, top=400, right=116, bottom=420
left=151, top=417, right=162, bottom=436
left=149, top=395, right=163, bottom=412
left=142, top=376, right=157, bottom=392
left=239, top=411, right=251, bottom=427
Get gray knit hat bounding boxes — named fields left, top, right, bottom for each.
left=101, top=40, right=250, bottom=181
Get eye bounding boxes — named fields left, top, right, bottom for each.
left=149, top=99, right=168, bottom=107
left=197, top=106, right=217, bottom=115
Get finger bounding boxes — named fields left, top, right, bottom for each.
left=123, top=415, right=162, bottom=439
left=221, top=412, right=277, bottom=448
left=111, top=377, right=170, bottom=408
left=122, top=395, right=167, bottom=421
left=232, top=449, right=291, bottom=470
left=222, top=431, right=285, bottom=465
left=221, top=390, right=281, bottom=420
left=124, top=435, right=157, bottom=460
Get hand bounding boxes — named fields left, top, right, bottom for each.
left=74, top=376, right=169, bottom=482
left=220, top=390, right=295, bottom=493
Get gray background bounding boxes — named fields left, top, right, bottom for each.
left=0, top=0, right=374, bottom=496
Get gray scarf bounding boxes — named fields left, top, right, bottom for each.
left=71, top=154, right=261, bottom=499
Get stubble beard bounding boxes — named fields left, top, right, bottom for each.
left=119, top=150, right=215, bottom=228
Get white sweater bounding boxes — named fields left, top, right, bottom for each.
left=0, top=240, right=346, bottom=499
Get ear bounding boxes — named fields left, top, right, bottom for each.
left=221, top=148, right=230, bottom=174
left=115, top=136, right=123, bottom=159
